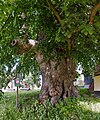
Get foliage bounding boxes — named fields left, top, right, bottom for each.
left=79, top=88, right=90, bottom=96
left=0, top=91, right=100, bottom=120
left=0, top=91, right=4, bottom=100
left=0, top=0, right=100, bottom=85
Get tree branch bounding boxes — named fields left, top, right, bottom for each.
left=89, top=1, right=100, bottom=24
left=11, top=39, right=33, bottom=54
left=47, top=0, right=62, bottom=26
left=47, top=0, right=71, bottom=57
left=1, top=12, right=12, bottom=30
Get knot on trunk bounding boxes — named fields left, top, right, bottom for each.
left=11, top=40, right=18, bottom=46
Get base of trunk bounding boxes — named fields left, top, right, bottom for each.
left=39, top=80, right=79, bottom=105
left=38, top=58, right=79, bottom=105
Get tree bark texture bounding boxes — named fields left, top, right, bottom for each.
left=35, top=53, right=79, bottom=105
left=12, top=40, right=79, bottom=105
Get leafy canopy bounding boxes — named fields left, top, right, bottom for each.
left=0, top=0, right=100, bottom=86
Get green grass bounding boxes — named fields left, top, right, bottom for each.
left=0, top=90, right=100, bottom=120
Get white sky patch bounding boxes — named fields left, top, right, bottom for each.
left=76, top=64, right=83, bottom=74
left=11, top=62, right=19, bottom=73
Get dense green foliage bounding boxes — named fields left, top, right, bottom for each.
left=0, top=91, right=100, bottom=120
left=0, top=0, right=100, bottom=85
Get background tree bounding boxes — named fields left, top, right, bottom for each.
left=0, top=0, right=100, bottom=105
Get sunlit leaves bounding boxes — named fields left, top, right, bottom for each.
left=80, top=24, right=94, bottom=35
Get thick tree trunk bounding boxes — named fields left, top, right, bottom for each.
left=36, top=53, right=79, bottom=105
left=12, top=40, right=79, bottom=105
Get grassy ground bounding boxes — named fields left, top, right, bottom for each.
left=0, top=90, right=100, bottom=120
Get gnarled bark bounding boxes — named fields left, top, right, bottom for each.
left=34, top=27, right=79, bottom=105
left=35, top=52, right=79, bottom=105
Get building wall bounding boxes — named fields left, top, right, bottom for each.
left=94, top=75, right=100, bottom=91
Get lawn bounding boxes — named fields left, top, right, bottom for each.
left=0, top=90, right=100, bottom=120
